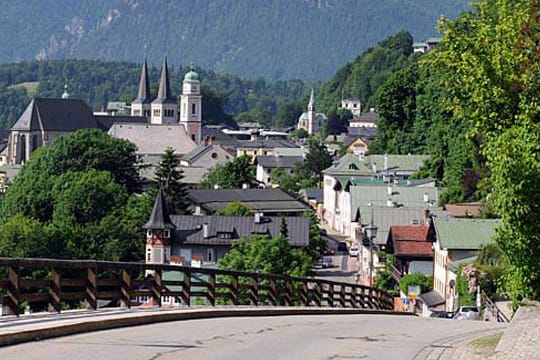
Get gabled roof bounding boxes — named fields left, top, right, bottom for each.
left=255, top=155, right=303, bottom=169
left=434, top=218, right=501, bottom=250
left=108, top=123, right=197, bottom=156
left=236, top=139, right=299, bottom=149
left=94, top=115, right=148, bottom=130
left=182, top=143, right=234, bottom=165
left=302, top=188, right=323, bottom=203
left=388, top=225, right=433, bottom=258
left=11, top=98, right=97, bottom=132
left=323, top=153, right=372, bottom=176
left=132, top=57, right=152, bottom=104
left=188, top=189, right=310, bottom=214
left=444, top=203, right=483, bottom=218
left=354, top=109, right=378, bottom=123
left=144, top=190, right=176, bottom=230
left=363, top=154, right=430, bottom=173
left=152, top=57, right=175, bottom=104
left=170, top=215, right=310, bottom=247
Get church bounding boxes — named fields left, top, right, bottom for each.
left=297, top=89, right=327, bottom=135
left=3, top=56, right=202, bottom=165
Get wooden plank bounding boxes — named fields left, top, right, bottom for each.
left=19, top=279, right=48, bottom=288
left=96, top=290, right=122, bottom=299
left=48, top=268, right=61, bottom=313
left=181, top=269, right=191, bottom=306
left=61, top=291, right=87, bottom=301
left=249, top=276, right=258, bottom=306
left=151, top=270, right=162, bottom=307
left=230, top=275, right=239, bottom=305
left=20, top=293, right=49, bottom=303
left=62, top=278, right=86, bottom=287
left=8, top=266, right=20, bottom=316
left=207, top=273, right=216, bottom=307
left=86, top=267, right=98, bottom=310
left=121, top=269, right=132, bottom=308
left=97, top=279, right=122, bottom=287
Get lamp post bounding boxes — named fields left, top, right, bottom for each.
left=364, top=222, right=378, bottom=286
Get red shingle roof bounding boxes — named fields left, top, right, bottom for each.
left=390, top=225, right=433, bottom=258
left=444, top=203, right=482, bottom=218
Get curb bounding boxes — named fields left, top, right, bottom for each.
left=0, top=307, right=414, bottom=347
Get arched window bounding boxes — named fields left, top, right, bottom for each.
left=191, top=103, right=196, bottom=115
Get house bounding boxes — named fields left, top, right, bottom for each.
left=144, top=191, right=310, bottom=266
left=386, top=223, right=434, bottom=281
left=235, top=139, right=299, bottom=158
left=431, top=217, right=500, bottom=311
left=300, top=188, right=324, bottom=218
left=297, top=89, right=327, bottom=135
left=180, top=143, right=235, bottom=168
left=254, top=154, right=303, bottom=186
left=188, top=188, right=311, bottom=216
left=413, top=37, right=442, bottom=53
left=349, top=108, right=378, bottom=128
left=340, top=98, right=361, bottom=117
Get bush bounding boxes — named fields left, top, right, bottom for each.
left=399, top=273, right=432, bottom=294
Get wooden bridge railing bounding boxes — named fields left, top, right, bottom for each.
left=0, top=258, right=394, bottom=316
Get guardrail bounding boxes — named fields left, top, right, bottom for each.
left=0, top=258, right=394, bottom=316
left=481, top=290, right=511, bottom=322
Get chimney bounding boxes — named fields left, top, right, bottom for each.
left=254, top=213, right=262, bottom=224
left=202, top=223, right=209, bottom=238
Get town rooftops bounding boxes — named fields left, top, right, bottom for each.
left=443, top=202, right=483, bottom=218
left=169, top=215, right=310, bottom=247
left=108, top=123, right=197, bottom=156
left=236, top=139, right=298, bottom=149
left=323, top=153, right=430, bottom=177
left=433, top=218, right=501, bottom=250
left=144, top=190, right=176, bottom=230
left=350, top=185, right=441, bottom=212
left=387, top=225, right=433, bottom=258
left=188, top=188, right=310, bottom=214
left=11, top=98, right=97, bottom=132
left=255, top=155, right=303, bottom=169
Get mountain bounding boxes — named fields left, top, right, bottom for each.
left=0, top=0, right=469, bottom=81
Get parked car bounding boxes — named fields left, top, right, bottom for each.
left=323, top=245, right=335, bottom=255
left=321, top=256, right=333, bottom=268
left=453, top=306, right=480, bottom=320
left=349, top=245, right=359, bottom=257
left=429, top=310, right=454, bottom=319
left=337, top=242, right=348, bottom=252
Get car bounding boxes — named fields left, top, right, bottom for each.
left=429, top=310, right=454, bottom=319
left=323, top=246, right=335, bottom=256
left=321, top=256, right=333, bottom=268
left=320, top=229, right=327, bottom=236
left=453, top=306, right=480, bottom=320
left=349, top=245, right=359, bottom=257
left=337, top=242, right=348, bottom=252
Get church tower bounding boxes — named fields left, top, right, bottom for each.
left=179, top=66, right=202, bottom=144
left=307, top=88, right=318, bottom=134
left=144, top=190, right=176, bottom=266
left=131, top=57, right=152, bottom=120
left=151, top=57, right=177, bottom=124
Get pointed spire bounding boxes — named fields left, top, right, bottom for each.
left=309, top=88, right=316, bottom=108
left=156, top=56, right=173, bottom=101
left=144, top=189, right=176, bottom=230
left=134, top=57, right=151, bottom=103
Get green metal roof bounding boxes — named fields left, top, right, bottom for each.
left=184, top=70, right=199, bottom=81
left=434, top=218, right=501, bottom=250
left=449, top=256, right=477, bottom=272
left=363, top=154, right=430, bottom=172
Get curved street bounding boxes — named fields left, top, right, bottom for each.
left=0, top=314, right=505, bottom=360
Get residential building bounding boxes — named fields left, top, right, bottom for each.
left=431, top=217, right=500, bottom=311
left=340, top=97, right=361, bottom=117
left=349, top=108, right=378, bottom=128
left=235, top=139, right=299, bottom=158
left=254, top=154, right=303, bottom=186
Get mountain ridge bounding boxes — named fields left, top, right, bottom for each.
left=1, top=0, right=469, bottom=80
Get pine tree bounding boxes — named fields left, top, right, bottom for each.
left=154, top=147, right=190, bottom=215
left=279, top=217, right=288, bottom=238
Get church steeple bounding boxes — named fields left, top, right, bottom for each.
left=180, top=65, right=202, bottom=144
left=155, top=56, right=173, bottom=102
left=131, top=57, right=152, bottom=119
left=308, top=88, right=316, bottom=112
left=151, top=56, right=177, bottom=124
left=135, top=57, right=151, bottom=103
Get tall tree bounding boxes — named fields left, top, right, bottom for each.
left=154, top=147, right=190, bottom=215
left=201, top=155, right=255, bottom=189
left=299, top=136, right=333, bottom=186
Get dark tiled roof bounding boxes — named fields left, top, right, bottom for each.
left=144, top=190, right=176, bottom=230
left=418, top=291, right=445, bottom=307
left=347, top=126, right=377, bottom=138
left=236, top=139, right=298, bottom=149
left=255, top=155, right=303, bottom=169
left=356, top=110, right=378, bottom=122
left=303, top=188, right=323, bottom=203
left=11, top=98, right=97, bottom=131
left=95, top=115, right=148, bottom=130
left=0, top=129, right=10, bottom=141
left=170, top=215, right=309, bottom=247
left=188, top=189, right=310, bottom=213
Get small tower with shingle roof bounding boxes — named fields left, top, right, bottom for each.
left=144, top=189, right=176, bottom=264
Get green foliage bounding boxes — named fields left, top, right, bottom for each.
left=399, top=273, right=433, bottom=294
left=298, top=136, right=333, bottom=186
left=374, top=253, right=398, bottom=296
left=0, top=129, right=150, bottom=261
left=201, top=155, right=255, bottom=189
left=154, top=147, right=190, bottom=215
left=215, top=202, right=253, bottom=216
left=306, top=211, right=325, bottom=259
left=456, top=264, right=476, bottom=306
left=218, top=234, right=311, bottom=277
left=326, top=108, right=353, bottom=135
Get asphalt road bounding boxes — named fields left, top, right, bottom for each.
left=0, top=314, right=505, bottom=360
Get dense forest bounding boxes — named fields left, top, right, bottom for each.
left=0, top=0, right=469, bottom=80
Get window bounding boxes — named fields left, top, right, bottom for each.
left=164, top=229, right=170, bottom=238
left=192, top=134, right=196, bottom=141
left=139, top=296, right=148, bottom=303
left=174, top=297, right=180, bottom=304
left=207, top=248, right=215, bottom=262
left=133, top=109, right=141, bottom=115
left=191, top=103, right=196, bottom=115
left=218, top=232, right=231, bottom=239
left=211, top=153, right=218, bottom=159
left=147, top=229, right=153, bottom=237
left=349, top=164, right=358, bottom=170
left=147, top=249, right=151, bottom=261
left=162, top=296, right=170, bottom=303
left=153, top=109, right=160, bottom=117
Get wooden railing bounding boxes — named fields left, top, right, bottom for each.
left=481, top=290, right=511, bottom=323
left=390, top=264, right=403, bottom=283
left=0, top=258, right=394, bottom=316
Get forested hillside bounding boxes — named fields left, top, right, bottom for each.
left=0, top=0, right=469, bottom=80
left=0, top=60, right=307, bottom=129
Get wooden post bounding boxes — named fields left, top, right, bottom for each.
left=49, top=268, right=62, bottom=313
left=269, top=278, right=277, bottom=306
left=328, top=284, right=334, bottom=307
left=207, top=273, right=216, bottom=306
left=231, top=275, right=239, bottom=305
left=86, top=267, right=98, bottom=310
left=7, top=266, right=20, bottom=316
left=340, top=285, right=346, bottom=307
left=249, top=275, right=259, bottom=306
left=152, top=270, right=162, bottom=307
left=181, top=269, right=191, bottom=306
left=314, top=281, right=322, bottom=307
left=301, top=282, right=309, bottom=306
left=121, top=269, right=132, bottom=308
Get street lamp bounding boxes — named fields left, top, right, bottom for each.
left=364, top=222, right=378, bottom=286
